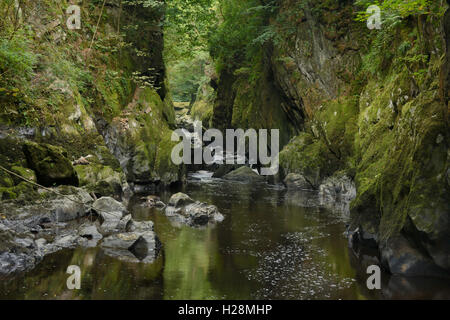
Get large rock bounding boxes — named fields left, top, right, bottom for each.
left=212, top=164, right=243, bottom=178
left=165, top=193, right=224, bottom=227
left=0, top=186, right=93, bottom=223
left=380, top=235, right=449, bottom=277
left=22, top=141, right=78, bottom=187
left=92, top=197, right=128, bottom=234
left=284, top=173, right=314, bottom=190
left=103, top=88, right=184, bottom=187
left=223, top=166, right=266, bottom=183
left=319, top=174, right=356, bottom=202
left=101, top=230, right=161, bottom=263
left=168, top=192, right=194, bottom=208
left=75, top=164, right=128, bottom=197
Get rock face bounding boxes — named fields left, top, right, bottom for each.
left=23, top=141, right=79, bottom=187
left=223, top=166, right=266, bottom=183
left=209, top=1, right=449, bottom=276
left=165, top=193, right=224, bottom=227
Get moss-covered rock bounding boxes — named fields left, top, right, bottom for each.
left=279, top=133, right=338, bottom=188
left=22, top=141, right=78, bottom=187
left=10, top=166, right=37, bottom=184
left=0, top=170, right=13, bottom=188
left=75, top=164, right=125, bottom=197
left=104, top=88, right=184, bottom=187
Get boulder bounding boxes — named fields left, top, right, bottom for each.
left=75, top=164, right=126, bottom=197
left=212, top=164, right=243, bottom=178
left=22, top=141, right=78, bottom=187
left=93, top=197, right=128, bottom=234
left=47, top=187, right=93, bottom=222
left=101, top=230, right=161, bottom=263
left=284, top=173, right=313, bottom=190
left=165, top=193, right=224, bottom=227
left=78, top=223, right=103, bottom=246
left=223, top=166, right=265, bottom=183
left=380, top=235, right=450, bottom=277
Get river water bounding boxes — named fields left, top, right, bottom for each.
left=1, top=171, right=449, bottom=300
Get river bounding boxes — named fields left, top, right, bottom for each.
left=1, top=171, right=449, bottom=300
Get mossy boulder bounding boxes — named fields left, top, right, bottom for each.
left=279, top=133, right=338, bottom=188
left=223, top=166, right=266, bottom=183
left=75, top=164, right=125, bottom=197
left=22, top=141, right=78, bottom=187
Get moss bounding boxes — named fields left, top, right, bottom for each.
left=75, top=164, right=124, bottom=197
left=0, top=170, right=14, bottom=188
left=191, top=99, right=213, bottom=127
left=0, top=187, right=17, bottom=200
left=10, top=166, right=37, bottom=184
left=22, top=141, right=79, bottom=187
left=279, top=132, right=338, bottom=187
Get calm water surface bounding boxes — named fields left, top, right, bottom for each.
left=1, top=172, right=449, bottom=300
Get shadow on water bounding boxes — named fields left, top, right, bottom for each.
left=1, top=172, right=450, bottom=299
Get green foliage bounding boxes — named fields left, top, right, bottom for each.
left=208, top=0, right=278, bottom=71
left=355, top=0, right=444, bottom=22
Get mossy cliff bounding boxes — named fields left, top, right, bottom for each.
left=0, top=0, right=183, bottom=198
left=211, top=0, right=449, bottom=276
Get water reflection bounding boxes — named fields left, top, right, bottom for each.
left=1, top=174, right=449, bottom=299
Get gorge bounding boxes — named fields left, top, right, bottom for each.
left=0, top=0, right=449, bottom=300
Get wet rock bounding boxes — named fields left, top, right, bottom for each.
left=223, top=166, right=265, bottom=183
left=127, top=220, right=154, bottom=233
left=141, top=195, right=166, bottom=208
left=0, top=252, right=37, bottom=275
left=380, top=235, right=450, bottom=277
left=47, top=190, right=93, bottom=223
left=78, top=223, right=103, bottom=246
left=101, top=231, right=161, bottom=263
left=75, top=164, right=127, bottom=197
left=22, top=140, right=79, bottom=187
left=212, top=164, right=243, bottom=178
left=165, top=193, right=224, bottom=227
left=168, top=192, right=194, bottom=208
left=0, top=186, right=93, bottom=224
left=93, top=197, right=127, bottom=220
left=284, top=173, right=313, bottom=190
left=319, top=174, right=356, bottom=202
left=93, top=197, right=128, bottom=234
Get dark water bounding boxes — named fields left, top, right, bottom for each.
left=1, top=172, right=450, bottom=300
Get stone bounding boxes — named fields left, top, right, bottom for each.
left=165, top=193, right=224, bottom=227
left=168, top=192, right=194, bottom=208
left=93, top=197, right=128, bottom=234
left=223, top=166, right=266, bottom=183
left=75, top=164, right=126, bottom=197
left=101, top=230, right=161, bottom=262
left=22, top=140, right=79, bottom=187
